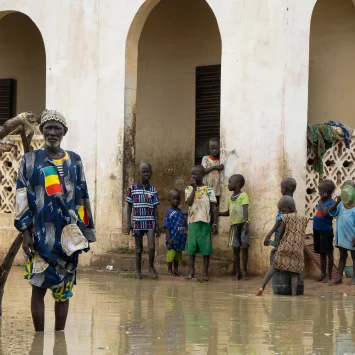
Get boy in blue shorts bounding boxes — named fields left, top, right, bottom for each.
left=219, top=174, right=250, bottom=281
left=164, top=189, right=187, bottom=276
left=125, top=162, right=160, bottom=279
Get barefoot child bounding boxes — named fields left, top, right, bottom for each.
left=185, top=165, right=218, bottom=281
left=164, top=189, right=187, bottom=276
left=313, top=180, right=336, bottom=282
left=219, top=174, right=250, bottom=281
left=201, top=137, right=224, bottom=206
left=329, top=181, right=355, bottom=286
left=264, top=178, right=297, bottom=246
left=125, top=162, right=160, bottom=279
left=256, top=196, right=308, bottom=296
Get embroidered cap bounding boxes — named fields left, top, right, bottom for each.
left=40, top=110, right=67, bottom=129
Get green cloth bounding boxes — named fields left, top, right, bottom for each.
left=341, top=185, right=355, bottom=209
left=307, top=122, right=333, bottom=173
left=226, top=192, right=249, bottom=224
left=166, top=250, right=182, bottom=262
left=185, top=222, right=213, bottom=256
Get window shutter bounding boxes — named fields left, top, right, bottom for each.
left=0, top=79, right=16, bottom=125
left=195, top=65, right=221, bottom=165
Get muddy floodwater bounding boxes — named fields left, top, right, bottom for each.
left=1, top=268, right=355, bottom=354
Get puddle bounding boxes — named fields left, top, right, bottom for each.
left=1, top=268, right=355, bottom=354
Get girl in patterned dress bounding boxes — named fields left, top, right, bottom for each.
left=256, top=196, right=308, bottom=296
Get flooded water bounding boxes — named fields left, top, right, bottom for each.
left=1, top=267, right=355, bottom=354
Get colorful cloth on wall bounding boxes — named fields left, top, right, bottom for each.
left=307, top=122, right=333, bottom=173
left=326, top=121, right=351, bottom=148
left=14, top=149, right=96, bottom=291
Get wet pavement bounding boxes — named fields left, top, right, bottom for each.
left=1, top=267, right=355, bottom=354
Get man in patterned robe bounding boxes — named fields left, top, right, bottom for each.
left=14, top=110, right=96, bottom=332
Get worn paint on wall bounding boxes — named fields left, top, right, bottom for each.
left=135, top=0, right=221, bottom=222
left=0, top=0, right=344, bottom=275
left=0, top=12, right=45, bottom=116
left=309, top=0, right=355, bottom=127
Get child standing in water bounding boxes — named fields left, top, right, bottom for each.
left=201, top=137, right=224, bottom=206
left=264, top=178, right=297, bottom=247
left=313, top=180, right=336, bottom=283
left=256, top=196, right=308, bottom=296
left=329, top=181, right=355, bottom=286
left=185, top=165, right=218, bottom=281
left=164, top=189, right=187, bottom=276
left=219, top=174, right=250, bottom=281
left=125, top=162, right=160, bottom=279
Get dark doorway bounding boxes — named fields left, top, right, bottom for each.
left=195, top=64, right=221, bottom=164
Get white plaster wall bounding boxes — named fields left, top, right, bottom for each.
left=0, top=0, right=99, bottom=265
left=0, top=0, right=322, bottom=272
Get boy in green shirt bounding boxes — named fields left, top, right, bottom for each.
left=219, top=174, right=250, bottom=281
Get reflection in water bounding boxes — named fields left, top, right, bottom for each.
left=1, top=268, right=355, bottom=354
left=29, top=333, right=44, bottom=355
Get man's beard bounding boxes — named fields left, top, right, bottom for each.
left=45, top=138, right=62, bottom=148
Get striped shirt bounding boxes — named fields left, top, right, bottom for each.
left=126, top=182, right=160, bottom=230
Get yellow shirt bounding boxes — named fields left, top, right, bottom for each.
left=226, top=192, right=249, bottom=225
left=185, top=185, right=217, bottom=224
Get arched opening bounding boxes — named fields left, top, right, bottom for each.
left=124, top=0, right=222, bottom=220
left=0, top=12, right=46, bottom=122
left=308, top=0, right=355, bottom=126
left=306, top=0, right=355, bottom=237
left=0, top=11, right=46, bottom=215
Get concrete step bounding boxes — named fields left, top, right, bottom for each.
left=90, top=252, right=234, bottom=277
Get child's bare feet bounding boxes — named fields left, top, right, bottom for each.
left=347, top=278, right=355, bottom=286
left=168, top=270, right=174, bottom=276
left=322, top=275, right=330, bottom=283
left=329, top=278, right=342, bottom=286
left=314, top=273, right=326, bottom=282
left=173, top=271, right=183, bottom=277
left=202, top=274, right=209, bottom=282
left=242, top=271, right=249, bottom=281
left=235, top=273, right=241, bottom=281
left=185, top=274, right=194, bottom=280
left=149, top=267, right=158, bottom=278
left=256, top=288, right=264, bottom=296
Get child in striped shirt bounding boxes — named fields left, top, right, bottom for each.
left=125, top=162, right=160, bottom=279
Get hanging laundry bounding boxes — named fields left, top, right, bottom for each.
left=326, top=121, right=351, bottom=148
left=307, top=122, right=333, bottom=173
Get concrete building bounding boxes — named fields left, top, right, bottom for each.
left=0, top=0, right=354, bottom=274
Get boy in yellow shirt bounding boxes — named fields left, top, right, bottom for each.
left=219, top=174, right=250, bottom=281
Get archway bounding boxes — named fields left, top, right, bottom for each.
left=0, top=11, right=46, bottom=213
left=308, top=0, right=355, bottom=126
left=124, top=0, right=222, bottom=220
left=306, top=0, right=355, bottom=229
